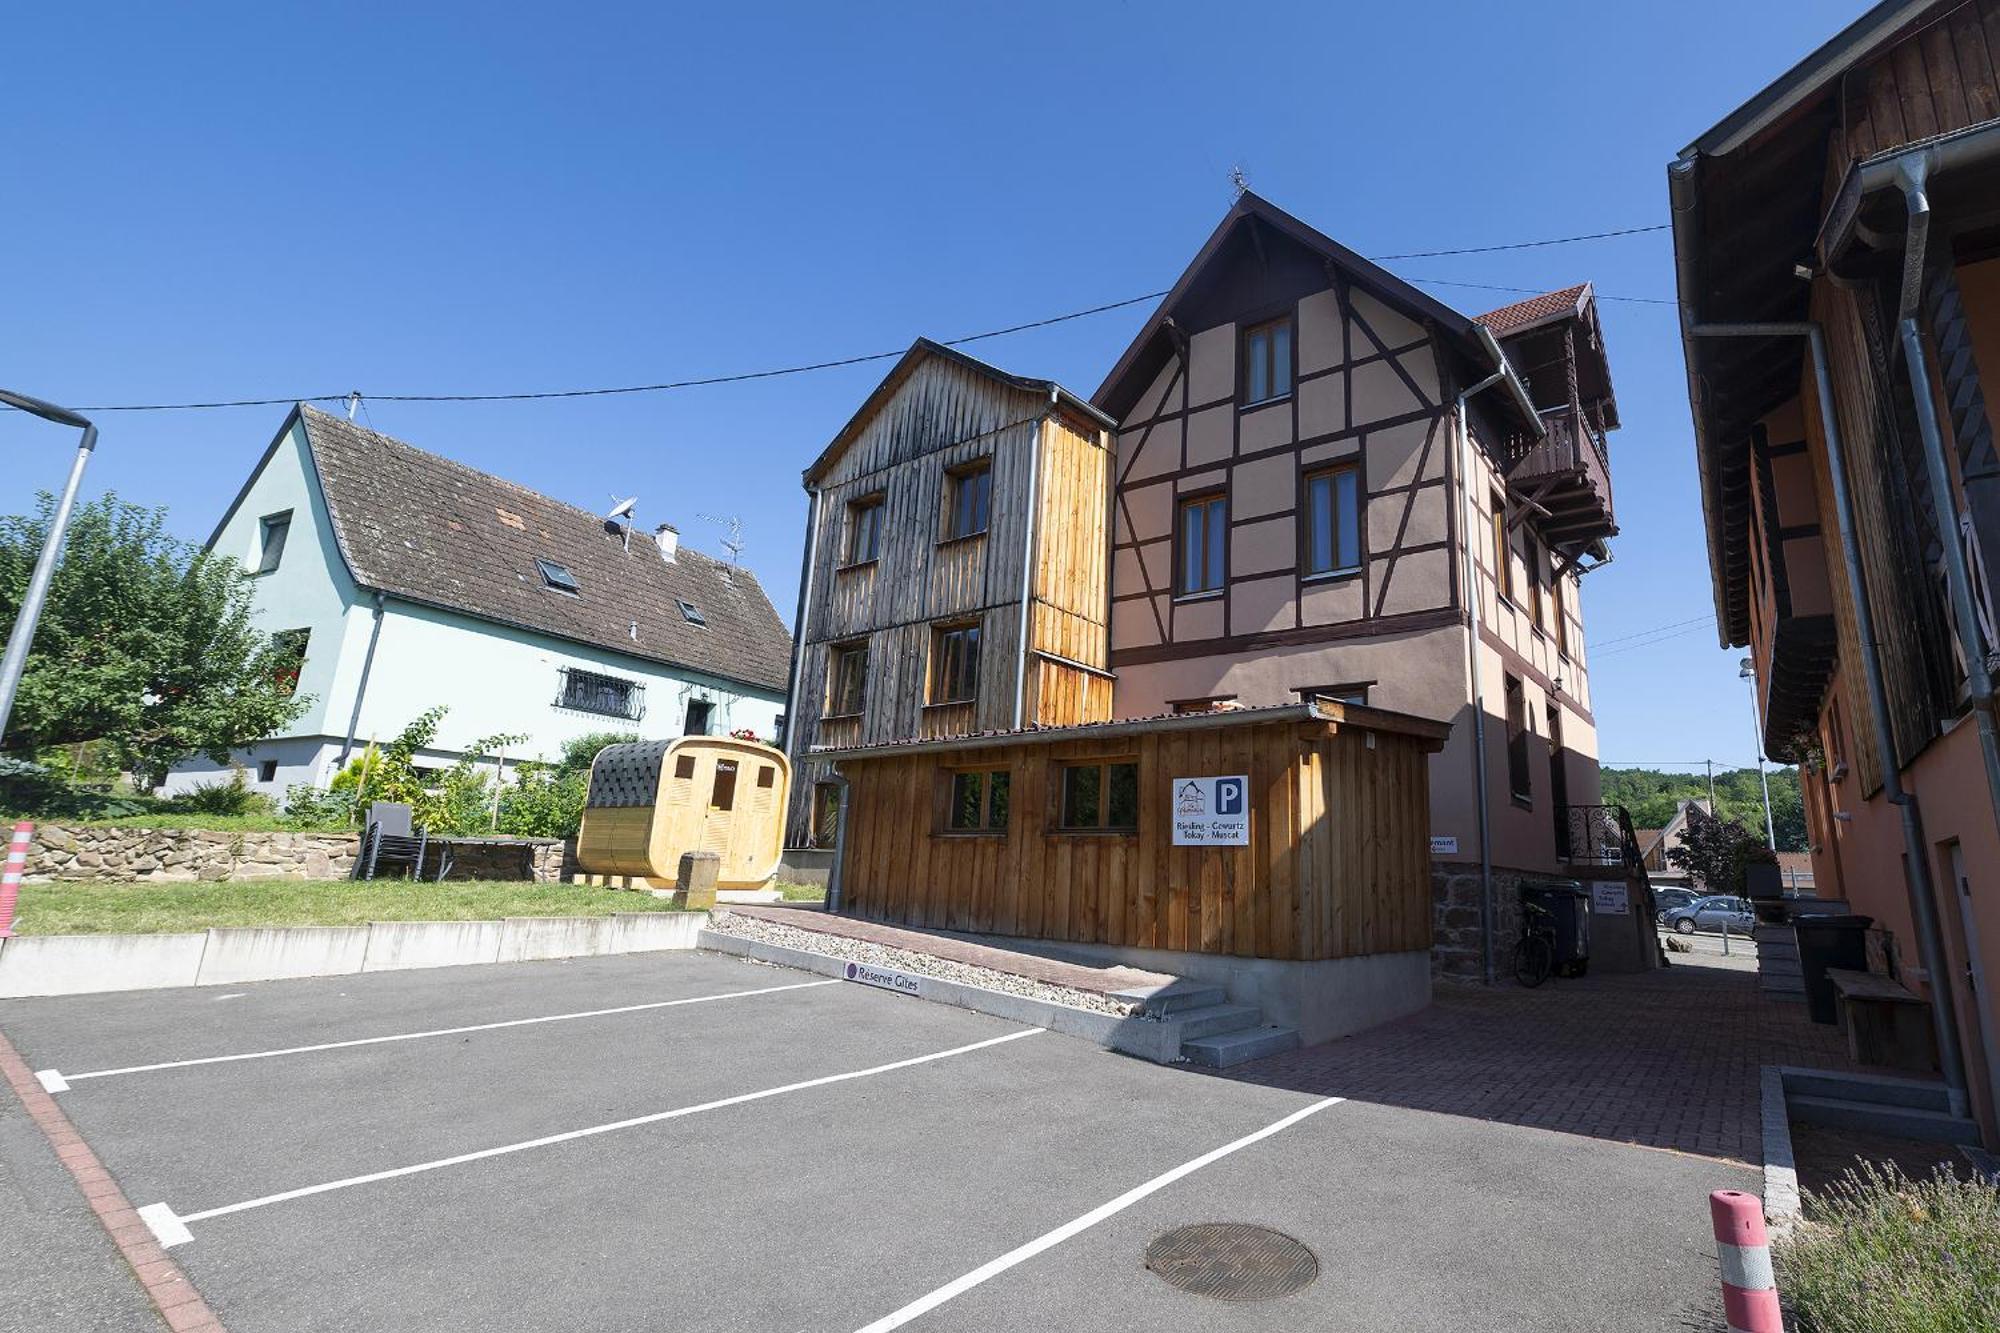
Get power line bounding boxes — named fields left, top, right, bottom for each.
left=1591, top=624, right=1717, bottom=659
left=1588, top=614, right=1716, bottom=650
left=24, top=219, right=1677, bottom=415
left=1370, top=222, right=1669, bottom=260
left=1402, top=275, right=1678, bottom=307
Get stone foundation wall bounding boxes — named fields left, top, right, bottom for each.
left=1431, top=860, right=1539, bottom=982
left=25, top=825, right=576, bottom=885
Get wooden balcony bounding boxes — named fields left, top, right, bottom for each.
left=1508, top=403, right=1616, bottom=548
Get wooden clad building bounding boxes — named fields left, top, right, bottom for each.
left=782, top=339, right=1117, bottom=850
left=824, top=700, right=1447, bottom=962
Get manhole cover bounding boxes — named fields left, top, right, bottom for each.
left=1143, top=1223, right=1319, bottom=1301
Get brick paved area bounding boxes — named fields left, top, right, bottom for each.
left=1224, top=957, right=1859, bottom=1164
left=722, top=905, right=1175, bottom=995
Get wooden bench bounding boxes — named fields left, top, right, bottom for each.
left=1827, top=967, right=1937, bottom=1072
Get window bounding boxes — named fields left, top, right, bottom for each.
left=256, top=511, right=292, bottom=574
left=827, top=642, right=868, bottom=717
left=1527, top=535, right=1547, bottom=630
left=1304, top=464, right=1361, bottom=576
left=1177, top=493, right=1227, bottom=596
left=684, top=698, right=713, bottom=736
left=1058, top=761, right=1139, bottom=832
left=1505, top=674, right=1532, bottom=803
left=677, top=599, right=706, bottom=625
left=845, top=495, right=883, bottom=565
left=270, top=628, right=309, bottom=697
left=812, top=782, right=842, bottom=848
left=536, top=558, right=580, bottom=595
left=1552, top=570, right=1570, bottom=658
left=674, top=754, right=697, bottom=780
left=929, top=621, right=981, bottom=704
left=944, top=460, right=992, bottom=540
left=257, top=759, right=279, bottom=784
left=558, top=667, right=645, bottom=720
left=1168, top=695, right=1237, bottom=714
left=1293, top=682, right=1370, bottom=706
left=1491, top=492, right=1514, bottom=603
left=945, top=769, right=1011, bottom=833
left=1242, top=316, right=1293, bottom=405
left=710, top=760, right=737, bottom=810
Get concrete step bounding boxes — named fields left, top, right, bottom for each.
left=1759, top=956, right=1803, bottom=978
left=1108, top=982, right=1227, bottom=1017
left=1760, top=975, right=1806, bottom=994
left=1789, top=1094, right=1981, bottom=1145
left=1165, top=1003, right=1265, bottom=1041
left=1785, top=1069, right=1954, bottom=1112
left=1182, top=1026, right=1300, bottom=1069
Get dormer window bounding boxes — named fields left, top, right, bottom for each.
left=536, top=558, right=580, bottom=595
left=677, top=598, right=706, bottom=625
left=1242, top=316, right=1293, bottom=405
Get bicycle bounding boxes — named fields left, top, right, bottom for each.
left=1512, top=898, right=1557, bottom=988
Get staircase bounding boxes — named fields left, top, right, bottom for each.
left=1782, top=1067, right=1981, bottom=1145
left=1754, top=921, right=1805, bottom=1000
left=1108, top=982, right=1300, bottom=1069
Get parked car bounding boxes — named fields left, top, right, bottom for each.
left=1653, top=887, right=1700, bottom=921
left=1662, top=895, right=1755, bottom=936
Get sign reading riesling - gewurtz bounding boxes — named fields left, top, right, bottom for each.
left=1171, top=775, right=1250, bottom=846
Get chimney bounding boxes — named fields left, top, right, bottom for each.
left=654, top=523, right=679, bottom=563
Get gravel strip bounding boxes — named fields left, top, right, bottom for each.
left=707, top=910, right=1141, bottom=1018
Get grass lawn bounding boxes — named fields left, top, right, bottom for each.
left=8, top=878, right=685, bottom=936
left=8, top=812, right=353, bottom=833
left=776, top=881, right=826, bottom=903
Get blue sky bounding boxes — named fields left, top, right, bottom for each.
left=0, top=1, right=1847, bottom=772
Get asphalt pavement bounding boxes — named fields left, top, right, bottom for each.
left=0, top=949, right=1750, bottom=1332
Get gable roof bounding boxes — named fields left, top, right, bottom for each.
left=1091, top=191, right=1530, bottom=426
left=1477, top=284, right=1592, bottom=337
left=802, top=338, right=1110, bottom=487
left=239, top=405, right=793, bottom=695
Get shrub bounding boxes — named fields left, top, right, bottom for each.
left=279, top=783, right=359, bottom=830
left=1777, top=1159, right=2000, bottom=1332
left=0, top=755, right=160, bottom=820
left=165, top=771, right=276, bottom=817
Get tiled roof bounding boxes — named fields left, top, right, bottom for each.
left=1477, top=283, right=1591, bottom=337
left=295, top=405, right=792, bottom=695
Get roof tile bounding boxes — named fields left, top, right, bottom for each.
left=296, top=405, right=792, bottom=695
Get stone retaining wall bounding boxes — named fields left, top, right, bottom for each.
left=1430, top=859, right=1532, bottom=981
left=25, top=825, right=574, bottom=885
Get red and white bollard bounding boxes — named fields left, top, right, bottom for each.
left=0, top=821, right=33, bottom=938
left=1711, top=1188, right=1783, bottom=1332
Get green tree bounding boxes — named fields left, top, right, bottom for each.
left=1600, top=765, right=1805, bottom=851
left=0, top=493, right=311, bottom=785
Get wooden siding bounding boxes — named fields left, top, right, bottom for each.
left=834, top=715, right=1435, bottom=962
left=1805, top=281, right=1949, bottom=793
left=785, top=353, right=1112, bottom=846
left=1837, top=1, right=2000, bottom=174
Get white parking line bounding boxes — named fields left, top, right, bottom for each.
left=853, top=1095, right=1344, bottom=1332
left=142, top=1026, right=1041, bottom=1248
left=36, top=978, right=838, bottom=1091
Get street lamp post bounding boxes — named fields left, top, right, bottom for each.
left=1739, top=656, right=1777, bottom=851
left=0, top=390, right=99, bottom=745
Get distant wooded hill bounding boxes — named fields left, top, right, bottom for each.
left=1598, top=766, right=1805, bottom=853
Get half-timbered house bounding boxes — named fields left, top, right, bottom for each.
left=1094, top=193, right=1635, bottom=980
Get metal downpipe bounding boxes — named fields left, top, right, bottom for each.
left=1455, top=367, right=1507, bottom=986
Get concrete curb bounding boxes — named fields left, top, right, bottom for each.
left=0, top=911, right=708, bottom=998
left=696, top=929, right=1179, bottom=1062
left=1758, top=1066, right=1801, bottom=1236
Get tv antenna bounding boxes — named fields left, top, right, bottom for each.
left=607, top=495, right=638, bottom=551
left=697, top=512, right=745, bottom=564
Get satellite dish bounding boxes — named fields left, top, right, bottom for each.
left=607, top=496, right=638, bottom=520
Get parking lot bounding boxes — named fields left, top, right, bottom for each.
left=2, top=950, right=1750, bottom=1332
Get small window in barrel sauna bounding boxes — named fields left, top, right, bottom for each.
left=711, top=760, right=738, bottom=811
left=752, top=764, right=777, bottom=814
